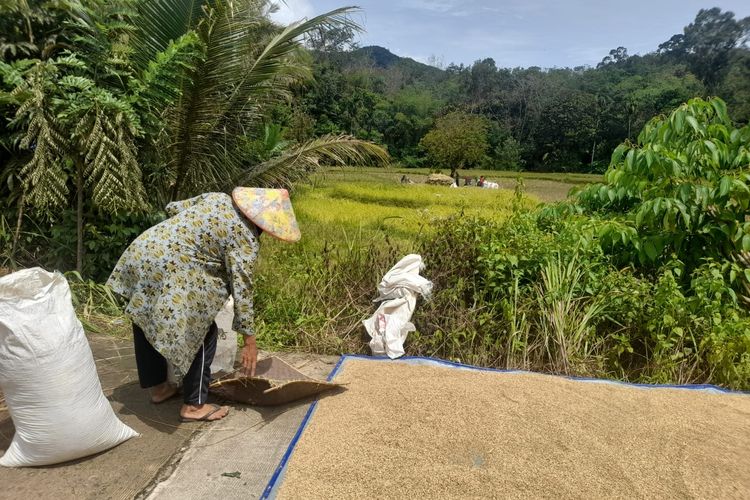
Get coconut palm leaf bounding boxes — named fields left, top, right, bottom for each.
left=161, top=1, right=362, bottom=200
left=131, top=0, right=207, bottom=71
left=238, top=134, right=389, bottom=188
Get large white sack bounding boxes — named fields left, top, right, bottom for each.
left=363, top=254, right=432, bottom=358
left=0, top=268, right=138, bottom=467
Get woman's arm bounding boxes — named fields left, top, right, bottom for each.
left=240, top=334, right=257, bottom=377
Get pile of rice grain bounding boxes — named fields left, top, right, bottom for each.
left=278, top=358, right=750, bottom=499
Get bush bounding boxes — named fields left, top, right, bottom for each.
left=413, top=210, right=750, bottom=390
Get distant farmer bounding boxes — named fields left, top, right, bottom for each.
left=107, top=188, right=301, bottom=422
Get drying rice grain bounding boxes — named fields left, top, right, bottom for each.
left=278, top=358, right=750, bottom=499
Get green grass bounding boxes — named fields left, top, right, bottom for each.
left=312, top=167, right=598, bottom=203
left=246, top=169, right=595, bottom=356
left=253, top=171, right=543, bottom=351
left=319, top=166, right=602, bottom=185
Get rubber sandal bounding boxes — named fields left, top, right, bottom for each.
left=180, top=404, right=229, bottom=422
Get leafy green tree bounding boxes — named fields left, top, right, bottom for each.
left=0, top=0, right=67, bottom=60
left=1, top=0, right=200, bottom=272
left=578, top=97, right=750, bottom=282
left=420, top=111, right=488, bottom=176
left=306, top=24, right=359, bottom=53
left=597, top=47, right=629, bottom=68
left=658, top=8, right=750, bottom=91
left=719, top=49, right=750, bottom=123
left=533, top=90, right=598, bottom=170
left=135, top=0, right=387, bottom=202
left=492, top=137, right=523, bottom=171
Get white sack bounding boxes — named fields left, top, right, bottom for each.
left=0, top=268, right=138, bottom=467
left=213, top=297, right=239, bottom=374
left=363, top=254, right=432, bottom=359
left=166, top=297, right=238, bottom=383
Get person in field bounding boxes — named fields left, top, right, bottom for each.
left=107, top=188, right=301, bottom=422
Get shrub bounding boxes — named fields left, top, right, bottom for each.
left=577, top=98, right=750, bottom=279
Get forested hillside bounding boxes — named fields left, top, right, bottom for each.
left=281, top=7, right=750, bottom=173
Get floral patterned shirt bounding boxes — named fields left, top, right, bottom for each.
left=107, top=193, right=259, bottom=378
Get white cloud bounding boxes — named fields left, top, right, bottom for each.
left=269, top=0, right=314, bottom=25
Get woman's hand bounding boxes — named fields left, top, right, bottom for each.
left=241, top=335, right=257, bottom=377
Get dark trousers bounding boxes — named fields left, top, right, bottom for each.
left=132, top=322, right=218, bottom=405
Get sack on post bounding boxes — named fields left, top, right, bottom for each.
left=363, top=254, right=433, bottom=359
left=0, top=268, right=138, bottom=467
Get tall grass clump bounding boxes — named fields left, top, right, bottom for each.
left=254, top=229, right=405, bottom=352
left=535, top=254, right=607, bottom=374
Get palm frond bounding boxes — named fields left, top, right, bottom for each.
left=130, top=30, right=203, bottom=135
left=131, top=0, right=207, bottom=72
left=238, top=134, right=390, bottom=188
left=164, top=2, right=363, bottom=200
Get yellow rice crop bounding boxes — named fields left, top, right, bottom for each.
left=284, top=181, right=538, bottom=247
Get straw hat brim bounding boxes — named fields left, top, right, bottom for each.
left=231, top=187, right=301, bottom=243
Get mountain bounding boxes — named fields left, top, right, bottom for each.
left=352, top=46, right=403, bottom=68
left=334, top=45, right=447, bottom=88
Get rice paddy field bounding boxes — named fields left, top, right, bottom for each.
left=263, top=167, right=595, bottom=251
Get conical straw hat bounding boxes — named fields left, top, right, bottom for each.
left=231, top=187, right=301, bottom=242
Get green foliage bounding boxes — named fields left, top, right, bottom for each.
left=490, top=137, right=523, bottom=171
left=0, top=0, right=204, bottom=271
left=658, top=8, right=750, bottom=91
left=420, top=111, right=489, bottom=173
left=2, top=1, right=193, bottom=214
left=414, top=210, right=750, bottom=389
left=1, top=0, right=389, bottom=276
left=66, top=269, right=130, bottom=336
left=276, top=6, right=750, bottom=174
left=139, top=0, right=388, bottom=200
left=577, top=98, right=750, bottom=278
left=46, top=210, right=165, bottom=281
left=251, top=114, right=750, bottom=390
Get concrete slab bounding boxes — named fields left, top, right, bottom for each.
left=0, top=333, right=340, bottom=500
left=143, top=352, right=339, bottom=499
left=0, top=334, right=199, bottom=500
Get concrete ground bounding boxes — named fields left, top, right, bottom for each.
left=0, top=334, right=338, bottom=500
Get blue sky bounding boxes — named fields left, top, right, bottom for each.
left=271, top=1, right=750, bottom=68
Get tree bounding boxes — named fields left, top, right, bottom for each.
left=533, top=90, right=598, bottom=170
left=597, top=47, right=629, bottom=68
left=492, top=136, right=523, bottom=171
left=1, top=0, right=200, bottom=272
left=658, top=8, right=750, bottom=91
left=578, top=97, right=750, bottom=277
left=720, top=49, right=750, bottom=123
left=306, top=24, right=359, bottom=53
left=420, top=111, right=488, bottom=176
left=135, top=0, right=388, bottom=202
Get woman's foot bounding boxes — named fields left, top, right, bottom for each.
left=150, top=382, right=178, bottom=404
left=180, top=403, right=230, bottom=422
